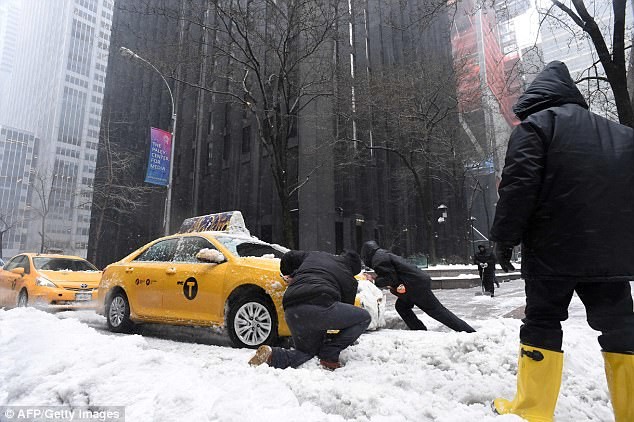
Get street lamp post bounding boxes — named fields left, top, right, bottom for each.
left=437, top=204, right=448, bottom=260
left=120, top=46, right=177, bottom=236
left=469, top=216, right=477, bottom=258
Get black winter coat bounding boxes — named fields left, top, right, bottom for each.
left=361, top=241, right=432, bottom=294
left=282, top=251, right=359, bottom=310
left=490, top=61, right=634, bottom=282
left=474, top=250, right=496, bottom=280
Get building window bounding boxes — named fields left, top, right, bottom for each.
left=241, top=126, right=251, bottom=154
left=58, top=86, right=87, bottom=146
left=335, top=222, right=344, bottom=254
left=222, top=132, right=231, bottom=160
left=67, top=19, right=94, bottom=77
left=207, top=142, right=213, bottom=167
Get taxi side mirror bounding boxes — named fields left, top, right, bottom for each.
left=10, top=267, right=25, bottom=276
left=196, top=248, right=226, bottom=264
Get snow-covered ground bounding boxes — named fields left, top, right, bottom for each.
left=0, top=280, right=625, bottom=422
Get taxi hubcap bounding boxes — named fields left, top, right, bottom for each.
left=234, top=302, right=272, bottom=346
left=109, top=296, right=126, bottom=327
left=18, top=293, right=27, bottom=307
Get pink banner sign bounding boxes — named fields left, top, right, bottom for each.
left=145, top=127, right=171, bottom=186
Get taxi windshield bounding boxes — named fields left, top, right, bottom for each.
left=215, top=236, right=286, bottom=259
left=33, top=257, right=98, bottom=271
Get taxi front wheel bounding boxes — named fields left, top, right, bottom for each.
left=17, top=290, right=28, bottom=307
left=106, top=291, right=134, bottom=333
left=227, top=294, right=278, bottom=349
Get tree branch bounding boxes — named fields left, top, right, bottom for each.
left=575, top=75, right=611, bottom=84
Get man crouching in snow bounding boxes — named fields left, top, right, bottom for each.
left=490, top=61, right=634, bottom=422
left=248, top=249, right=371, bottom=370
left=360, top=240, right=475, bottom=333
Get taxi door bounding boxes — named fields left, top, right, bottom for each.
left=162, top=236, right=227, bottom=324
left=123, top=238, right=178, bottom=319
left=0, top=256, right=25, bottom=306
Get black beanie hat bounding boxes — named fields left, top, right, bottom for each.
left=280, top=250, right=307, bottom=275
left=360, top=240, right=380, bottom=268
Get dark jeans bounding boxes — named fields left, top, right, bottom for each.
left=269, top=302, right=371, bottom=369
left=395, top=289, right=476, bottom=333
left=521, top=280, right=634, bottom=352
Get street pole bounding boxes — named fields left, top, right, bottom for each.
left=437, top=204, right=448, bottom=261
left=120, top=47, right=176, bottom=236
left=164, top=111, right=176, bottom=237
left=469, top=216, right=476, bottom=258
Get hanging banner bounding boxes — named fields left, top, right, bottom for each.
left=145, top=127, right=171, bottom=186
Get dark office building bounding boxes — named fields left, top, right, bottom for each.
left=89, top=0, right=472, bottom=268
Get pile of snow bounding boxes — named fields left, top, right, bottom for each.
left=195, top=248, right=226, bottom=264
left=0, top=281, right=620, bottom=421
left=356, top=278, right=386, bottom=330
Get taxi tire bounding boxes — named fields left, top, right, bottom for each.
left=17, top=290, right=28, bottom=307
left=227, top=294, right=278, bottom=349
left=105, top=291, right=134, bottom=333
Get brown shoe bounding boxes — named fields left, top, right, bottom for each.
left=248, top=345, right=272, bottom=367
left=319, top=359, right=343, bottom=371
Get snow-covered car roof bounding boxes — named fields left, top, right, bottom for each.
left=175, top=211, right=290, bottom=258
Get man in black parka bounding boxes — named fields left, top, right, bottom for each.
left=360, top=240, right=475, bottom=333
left=248, top=249, right=371, bottom=370
left=491, top=61, right=634, bottom=422
left=474, top=245, right=497, bottom=296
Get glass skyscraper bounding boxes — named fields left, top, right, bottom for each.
left=0, top=0, right=113, bottom=258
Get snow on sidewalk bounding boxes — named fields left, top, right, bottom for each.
left=0, top=280, right=621, bottom=421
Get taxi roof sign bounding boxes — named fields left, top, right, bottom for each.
left=177, top=211, right=251, bottom=236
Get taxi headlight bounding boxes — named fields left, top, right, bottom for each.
left=36, top=277, right=57, bottom=288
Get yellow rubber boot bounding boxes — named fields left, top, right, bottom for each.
left=493, top=344, right=563, bottom=422
left=602, top=351, right=634, bottom=422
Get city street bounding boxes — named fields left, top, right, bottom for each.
left=1, top=1, right=633, bottom=421
left=0, top=279, right=623, bottom=421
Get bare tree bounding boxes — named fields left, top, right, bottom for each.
left=117, top=0, right=344, bottom=248
left=346, top=55, right=478, bottom=263
left=28, top=161, right=86, bottom=254
left=88, top=114, right=158, bottom=264
left=27, top=169, right=55, bottom=253
left=212, top=0, right=344, bottom=247
left=532, top=0, right=633, bottom=126
left=0, top=212, right=21, bottom=259
left=114, top=0, right=495, bottom=257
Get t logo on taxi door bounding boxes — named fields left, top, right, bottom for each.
left=183, top=277, right=198, bottom=300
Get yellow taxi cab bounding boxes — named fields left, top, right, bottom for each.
left=97, top=211, right=385, bottom=348
left=0, top=253, right=101, bottom=309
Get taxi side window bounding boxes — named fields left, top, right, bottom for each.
left=20, top=256, right=31, bottom=274
left=236, top=242, right=284, bottom=258
left=174, top=237, right=217, bottom=263
left=7, top=256, right=30, bottom=274
left=134, top=239, right=179, bottom=262
left=3, top=256, right=21, bottom=271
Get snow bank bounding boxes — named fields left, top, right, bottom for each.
left=0, top=309, right=343, bottom=421
left=0, top=281, right=618, bottom=421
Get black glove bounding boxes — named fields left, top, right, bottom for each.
left=495, top=242, right=515, bottom=272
